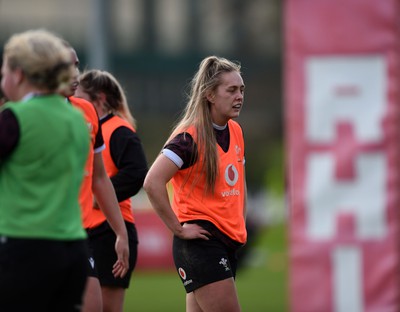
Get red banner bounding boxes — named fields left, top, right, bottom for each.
left=135, top=209, right=174, bottom=270
left=285, top=1, right=400, bottom=311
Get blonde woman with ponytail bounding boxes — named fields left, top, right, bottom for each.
left=144, top=56, right=247, bottom=312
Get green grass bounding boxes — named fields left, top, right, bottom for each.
left=124, top=223, right=288, bottom=311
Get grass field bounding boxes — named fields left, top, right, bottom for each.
left=124, top=223, right=288, bottom=311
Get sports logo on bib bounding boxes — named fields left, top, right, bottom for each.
left=225, top=164, right=239, bottom=186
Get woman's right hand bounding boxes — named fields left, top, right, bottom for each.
left=178, top=223, right=211, bottom=240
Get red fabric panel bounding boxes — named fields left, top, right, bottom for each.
left=285, top=1, right=400, bottom=311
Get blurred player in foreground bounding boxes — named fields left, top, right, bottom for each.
left=0, top=29, right=90, bottom=311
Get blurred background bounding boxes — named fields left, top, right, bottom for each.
left=0, top=1, right=285, bottom=310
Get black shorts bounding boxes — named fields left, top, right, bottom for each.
left=88, top=221, right=138, bottom=288
left=0, top=236, right=88, bottom=312
left=173, top=225, right=240, bottom=293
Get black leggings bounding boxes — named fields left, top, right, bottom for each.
left=0, top=237, right=88, bottom=312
